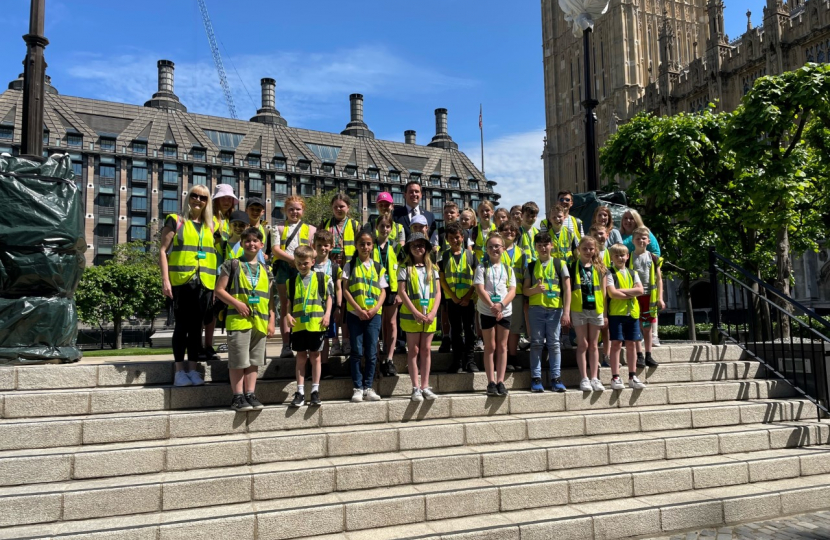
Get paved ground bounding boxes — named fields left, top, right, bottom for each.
left=649, top=510, right=830, bottom=539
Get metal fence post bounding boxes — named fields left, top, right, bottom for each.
left=709, top=247, right=722, bottom=345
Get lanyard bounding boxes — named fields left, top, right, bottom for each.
left=489, top=262, right=504, bottom=293
left=332, top=218, right=347, bottom=247
left=415, top=265, right=430, bottom=298
left=194, top=221, right=204, bottom=251
left=357, top=259, right=375, bottom=295
left=580, top=264, right=593, bottom=291
left=377, top=243, right=388, bottom=270
left=243, top=260, right=260, bottom=290
left=449, top=250, right=466, bottom=275
left=297, top=274, right=314, bottom=313
left=542, top=259, right=556, bottom=288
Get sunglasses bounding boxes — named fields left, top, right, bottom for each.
left=559, top=197, right=572, bottom=203
left=189, top=193, right=208, bottom=202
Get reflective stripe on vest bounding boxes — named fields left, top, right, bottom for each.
left=444, top=249, right=475, bottom=298
left=400, top=265, right=437, bottom=333
left=528, top=258, right=565, bottom=309
left=167, top=213, right=218, bottom=290
left=372, top=244, right=399, bottom=293
left=609, top=267, right=640, bottom=318
left=280, top=222, right=311, bottom=250
left=226, top=261, right=270, bottom=333
left=346, top=260, right=384, bottom=314
left=327, top=218, right=357, bottom=257
left=290, top=273, right=329, bottom=332
left=472, top=223, right=496, bottom=259
left=571, top=263, right=604, bottom=313
left=501, top=247, right=527, bottom=295
left=519, top=226, right=539, bottom=261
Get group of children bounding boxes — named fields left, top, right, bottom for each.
left=191, top=185, right=666, bottom=411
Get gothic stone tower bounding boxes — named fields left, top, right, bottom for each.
left=541, top=0, right=709, bottom=204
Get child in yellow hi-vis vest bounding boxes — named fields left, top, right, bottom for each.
left=286, top=246, right=333, bottom=408
left=214, top=227, right=276, bottom=412
left=606, top=244, right=646, bottom=390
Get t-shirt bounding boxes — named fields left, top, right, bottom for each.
left=605, top=268, right=642, bottom=288
left=297, top=271, right=335, bottom=299
left=631, top=251, right=655, bottom=295
left=576, top=264, right=597, bottom=310
left=396, top=265, right=440, bottom=302
left=526, top=258, right=571, bottom=290
left=474, top=262, right=516, bottom=317
left=219, top=258, right=276, bottom=301
left=279, top=222, right=302, bottom=255
left=342, top=260, right=389, bottom=289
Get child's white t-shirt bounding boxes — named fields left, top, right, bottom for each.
left=605, top=268, right=642, bottom=288
left=473, top=262, right=516, bottom=317
left=396, top=265, right=440, bottom=296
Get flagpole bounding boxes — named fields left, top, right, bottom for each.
left=479, top=104, right=485, bottom=176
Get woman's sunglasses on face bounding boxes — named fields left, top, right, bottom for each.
left=190, top=193, right=208, bottom=202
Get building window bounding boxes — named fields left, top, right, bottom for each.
left=191, top=166, right=207, bottom=186
left=100, top=138, right=115, bottom=152
left=247, top=155, right=260, bottom=167
left=344, top=166, right=357, bottom=177
left=248, top=172, right=263, bottom=193
left=161, top=189, right=179, bottom=214
left=219, top=152, right=234, bottom=164
left=163, top=146, right=178, bottom=159
left=99, top=164, right=116, bottom=179
left=43, top=130, right=50, bottom=145
left=450, top=178, right=460, bottom=188
left=162, top=163, right=180, bottom=185
left=469, top=181, right=479, bottom=190
left=273, top=158, right=286, bottom=170
left=191, top=149, right=206, bottom=162
left=432, top=196, right=443, bottom=210
left=392, top=192, right=404, bottom=205
left=130, top=216, right=148, bottom=241
left=297, top=160, right=311, bottom=171
left=132, top=141, right=147, bottom=155
left=98, top=193, right=116, bottom=207
left=298, top=182, right=315, bottom=196
left=431, top=176, right=441, bottom=186
left=410, top=174, right=421, bottom=184
left=131, top=160, right=148, bottom=182
left=0, top=127, right=12, bottom=140
left=321, top=163, right=334, bottom=174
left=221, top=168, right=235, bottom=185
left=203, top=129, right=245, bottom=149
left=471, top=200, right=481, bottom=210
left=305, top=143, right=342, bottom=162
left=367, top=169, right=379, bottom=180
left=272, top=200, right=285, bottom=220
left=273, top=173, right=288, bottom=194
left=71, top=156, right=83, bottom=180
left=67, top=134, right=83, bottom=147
left=130, top=188, right=148, bottom=212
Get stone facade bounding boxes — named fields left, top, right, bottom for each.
left=0, top=61, right=498, bottom=267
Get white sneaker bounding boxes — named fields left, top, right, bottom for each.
left=518, top=337, right=531, bottom=351
left=629, top=376, right=646, bottom=389
left=187, top=370, right=205, bottom=386
left=411, top=387, right=424, bottom=402
left=330, top=341, right=343, bottom=356
left=342, top=341, right=352, bottom=356
left=351, top=388, right=364, bottom=403
left=280, top=345, right=294, bottom=359
left=421, top=387, right=437, bottom=400
left=610, top=376, right=625, bottom=390
left=174, top=371, right=192, bottom=387
left=579, top=378, right=592, bottom=392
left=363, top=388, right=381, bottom=401
left=590, top=378, right=605, bottom=392
left=652, top=337, right=662, bottom=347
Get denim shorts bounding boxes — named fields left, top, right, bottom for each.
left=608, top=315, right=642, bottom=342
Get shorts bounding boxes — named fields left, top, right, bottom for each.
left=509, top=295, right=526, bottom=334
left=227, top=329, right=267, bottom=369
left=274, top=260, right=298, bottom=286
left=571, top=309, right=604, bottom=327
left=607, top=315, right=642, bottom=342
left=383, top=286, right=397, bottom=307
left=637, top=295, right=656, bottom=323
left=480, top=313, right=511, bottom=330
left=291, top=330, right=326, bottom=352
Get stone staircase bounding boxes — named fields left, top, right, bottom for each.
left=0, top=344, right=827, bottom=539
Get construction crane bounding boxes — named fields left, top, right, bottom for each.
left=197, top=0, right=238, bottom=119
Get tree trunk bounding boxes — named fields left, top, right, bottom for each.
left=682, top=273, right=697, bottom=341
left=114, top=318, right=123, bottom=350
left=774, top=225, right=792, bottom=340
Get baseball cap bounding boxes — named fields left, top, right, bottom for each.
left=376, top=192, right=394, bottom=204
left=246, top=197, right=265, bottom=208
left=410, top=214, right=428, bottom=227
left=229, top=210, right=250, bottom=224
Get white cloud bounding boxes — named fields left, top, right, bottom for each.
left=62, top=46, right=475, bottom=123
left=463, top=129, right=546, bottom=215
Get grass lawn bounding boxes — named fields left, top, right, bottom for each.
left=83, top=347, right=173, bottom=357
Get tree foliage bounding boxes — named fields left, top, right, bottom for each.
left=76, top=241, right=165, bottom=349
left=301, top=191, right=361, bottom=228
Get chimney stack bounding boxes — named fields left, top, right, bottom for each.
left=405, top=130, right=417, bottom=145
left=428, top=107, right=458, bottom=150
left=250, top=77, right=288, bottom=126
left=341, top=93, right=374, bottom=138
left=144, top=59, right=187, bottom=112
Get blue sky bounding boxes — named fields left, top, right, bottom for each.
left=0, top=0, right=759, bottom=211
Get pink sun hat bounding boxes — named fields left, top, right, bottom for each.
left=376, top=192, right=394, bottom=204
left=212, top=183, right=238, bottom=201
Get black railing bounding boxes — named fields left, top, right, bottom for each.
left=709, top=248, right=829, bottom=420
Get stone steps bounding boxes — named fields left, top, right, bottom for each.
left=0, top=343, right=746, bottom=392
left=0, top=343, right=825, bottom=540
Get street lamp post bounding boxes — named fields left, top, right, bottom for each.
left=581, top=27, right=599, bottom=192
left=557, top=0, right=608, bottom=192
left=21, top=0, right=48, bottom=159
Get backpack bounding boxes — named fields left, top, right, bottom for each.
left=288, top=272, right=328, bottom=312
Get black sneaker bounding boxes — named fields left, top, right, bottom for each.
left=386, top=360, right=398, bottom=377
left=204, top=345, right=220, bottom=361
left=438, top=336, right=452, bottom=353
left=496, top=381, right=508, bottom=396
left=289, top=392, right=304, bottom=408
left=644, top=353, right=659, bottom=368
left=309, top=391, right=321, bottom=406
left=231, top=394, right=253, bottom=412
left=245, top=393, right=264, bottom=410
left=446, top=362, right=462, bottom=374
left=466, top=361, right=480, bottom=373
left=378, top=361, right=390, bottom=377
left=486, top=382, right=498, bottom=396
left=636, top=352, right=646, bottom=368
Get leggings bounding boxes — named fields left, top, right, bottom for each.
left=172, top=280, right=212, bottom=362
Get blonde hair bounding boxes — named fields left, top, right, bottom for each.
left=632, top=226, right=651, bottom=238
left=477, top=200, right=495, bottom=216
left=621, top=209, right=646, bottom=234
left=577, top=236, right=607, bottom=276
left=186, top=184, right=213, bottom=227
left=608, top=244, right=629, bottom=257
left=592, top=206, right=615, bottom=233
left=461, top=208, right=477, bottom=227
left=294, top=245, right=315, bottom=260
left=494, top=208, right=509, bottom=222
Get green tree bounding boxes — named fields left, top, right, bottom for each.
left=301, top=191, right=361, bottom=228
left=76, top=241, right=165, bottom=349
